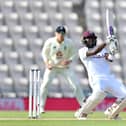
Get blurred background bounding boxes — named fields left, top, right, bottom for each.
left=0, top=0, right=126, bottom=111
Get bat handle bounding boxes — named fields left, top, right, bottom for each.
left=109, top=26, right=114, bottom=36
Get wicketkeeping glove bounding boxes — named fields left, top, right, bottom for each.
left=106, top=35, right=119, bottom=55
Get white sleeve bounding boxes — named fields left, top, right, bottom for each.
left=67, top=40, right=77, bottom=60
left=101, top=48, right=108, bottom=54
left=41, top=40, right=51, bottom=62
left=78, top=47, right=88, bottom=60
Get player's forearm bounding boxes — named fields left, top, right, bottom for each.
left=42, top=49, right=49, bottom=63
left=42, top=50, right=50, bottom=67
left=86, top=43, right=106, bottom=56
left=67, top=45, right=77, bottom=60
left=41, top=41, right=50, bottom=62
left=94, top=43, right=107, bottom=54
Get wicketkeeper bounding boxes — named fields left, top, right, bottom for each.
left=40, top=26, right=85, bottom=113
left=75, top=31, right=126, bottom=120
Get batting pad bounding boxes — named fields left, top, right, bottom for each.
left=108, top=98, right=126, bottom=119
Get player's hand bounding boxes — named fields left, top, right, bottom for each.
left=46, top=62, right=53, bottom=70
left=47, top=64, right=53, bottom=70
left=104, top=53, right=113, bottom=62
left=60, top=60, right=72, bottom=66
left=106, top=35, right=119, bottom=55
left=106, top=35, right=117, bottom=44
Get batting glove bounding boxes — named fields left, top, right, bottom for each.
left=106, top=35, right=117, bottom=44
left=109, top=42, right=119, bottom=55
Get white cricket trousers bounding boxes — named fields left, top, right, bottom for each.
left=91, top=75, right=126, bottom=99
left=40, top=67, right=84, bottom=108
left=80, top=75, right=126, bottom=114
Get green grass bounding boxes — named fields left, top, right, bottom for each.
left=0, top=111, right=125, bottom=126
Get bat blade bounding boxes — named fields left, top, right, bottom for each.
left=106, top=8, right=114, bottom=36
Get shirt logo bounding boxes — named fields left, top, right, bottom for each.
left=56, top=51, right=63, bottom=59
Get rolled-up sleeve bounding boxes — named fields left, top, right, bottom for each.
left=67, top=40, right=77, bottom=60
left=41, top=40, right=50, bottom=62
left=78, top=47, right=88, bottom=60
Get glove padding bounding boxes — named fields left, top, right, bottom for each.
left=106, top=35, right=119, bottom=55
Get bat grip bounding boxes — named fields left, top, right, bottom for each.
left=109, top=26, right=114, bottom=35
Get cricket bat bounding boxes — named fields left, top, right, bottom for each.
left=106, top=8, right=115, bottom=36
left=106, top=8, right=119, bottom=55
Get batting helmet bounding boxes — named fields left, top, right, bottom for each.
left=82, top=31, right=97, bottom=39
left=81, top=31, right=97, bottom=48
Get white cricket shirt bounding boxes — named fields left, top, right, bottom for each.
left=79, top=46, right=112, bottom=81
left=42, top=37, right=76, bottom=67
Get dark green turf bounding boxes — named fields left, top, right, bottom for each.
left=0, top=111, right=125, bottom=126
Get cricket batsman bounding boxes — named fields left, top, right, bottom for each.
left=40, top=26, right=85, bottom=113
left=75, top=31, right=126, bottom=120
